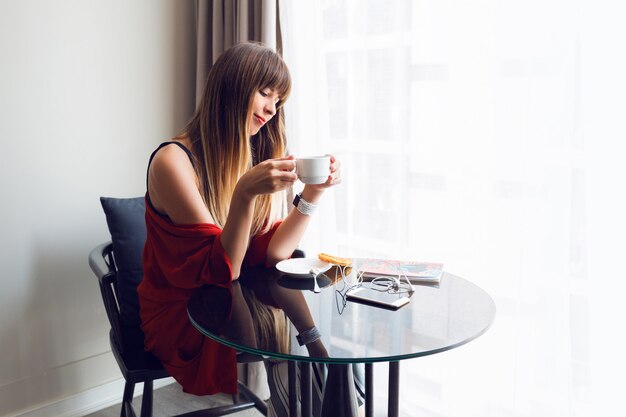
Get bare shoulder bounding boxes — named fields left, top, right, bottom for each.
left=149, top=143, right=194, bottom=179
left=148, top=143, right=197, bottom=200
left=148, top=142, right=213, bottom=225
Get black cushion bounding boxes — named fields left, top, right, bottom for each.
left=100, top=196, right=146, bottom=332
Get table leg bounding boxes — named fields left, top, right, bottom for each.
left=300, top=362, right=312, bottom=417
left=388, top=361, right=400, bottom=417
left=320, top=364, right=359, bottom=417
left=365, top=363, right=373, bottom=417
left=288, top=361, right=297, bottom=417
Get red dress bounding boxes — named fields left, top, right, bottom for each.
left=138, top=196, right=280, bottom=395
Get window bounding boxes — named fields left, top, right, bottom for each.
left=280, top=1, right=624, bottom=415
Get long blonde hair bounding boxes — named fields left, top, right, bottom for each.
left=184, top=42, right=292, bottom=235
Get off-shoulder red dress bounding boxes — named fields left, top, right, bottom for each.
left=138, top=142, right=280, bottom=395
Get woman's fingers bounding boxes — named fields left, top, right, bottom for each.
left=266, top=160, right=297, bottom=188
left=327, top=154, right=340, bottom=173
left=240, top=158, right=298, bottom=196
left=270, top=157, right=296, bottom=172
left=327, top=154, right=341, bottom=182
left=274, top=168, right=298, bottom=183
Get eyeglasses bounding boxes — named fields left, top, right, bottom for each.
left=368, top=276, right=414, bottom=294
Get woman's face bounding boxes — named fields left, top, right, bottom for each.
left=247, top=88, right=281, bottom=136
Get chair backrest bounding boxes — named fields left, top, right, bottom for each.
left=96, top=196, right=147, bottom=352
left=89, top=242, right=126, bottom=350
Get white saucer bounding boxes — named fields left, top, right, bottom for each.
left=276, top=258, right=333, bottom=278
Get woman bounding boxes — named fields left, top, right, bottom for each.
left=137, top=42, right=342, bottom=413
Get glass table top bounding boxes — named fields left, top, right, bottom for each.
left=188, top=260, right=496, bottom=364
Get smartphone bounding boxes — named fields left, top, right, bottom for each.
left=346, top=287, right=410, bottom=310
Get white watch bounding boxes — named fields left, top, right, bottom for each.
left=293, top=193, right=318, bottom=216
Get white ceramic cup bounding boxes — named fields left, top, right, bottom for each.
left=295, top=155, right=331, bottom=184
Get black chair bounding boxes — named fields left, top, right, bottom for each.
left=89, top=197, right=268, bottom=417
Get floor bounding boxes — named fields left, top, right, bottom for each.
left=84, top=382, right=263, bottom=417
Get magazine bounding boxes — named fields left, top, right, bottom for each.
left=357, top=259, right=444, bottom=283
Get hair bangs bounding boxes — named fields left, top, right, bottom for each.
left=259, top=53, right=291, bottom=103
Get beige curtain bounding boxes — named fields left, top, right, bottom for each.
left=193, top=0, right=283, bottom=401
left=194, top=0, right=282, bottom=105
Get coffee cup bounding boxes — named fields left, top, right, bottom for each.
left=295, top=155, right=331, bottom=184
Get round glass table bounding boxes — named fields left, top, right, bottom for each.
left=189, top=261, right=496, bottom=417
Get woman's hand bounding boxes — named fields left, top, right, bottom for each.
left=236, top=155, right=298, bottom=200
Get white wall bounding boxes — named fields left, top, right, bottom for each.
left=0, top=1, right=196, bottom=415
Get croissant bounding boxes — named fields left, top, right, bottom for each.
left=318, top=253, right=352, bottom=267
